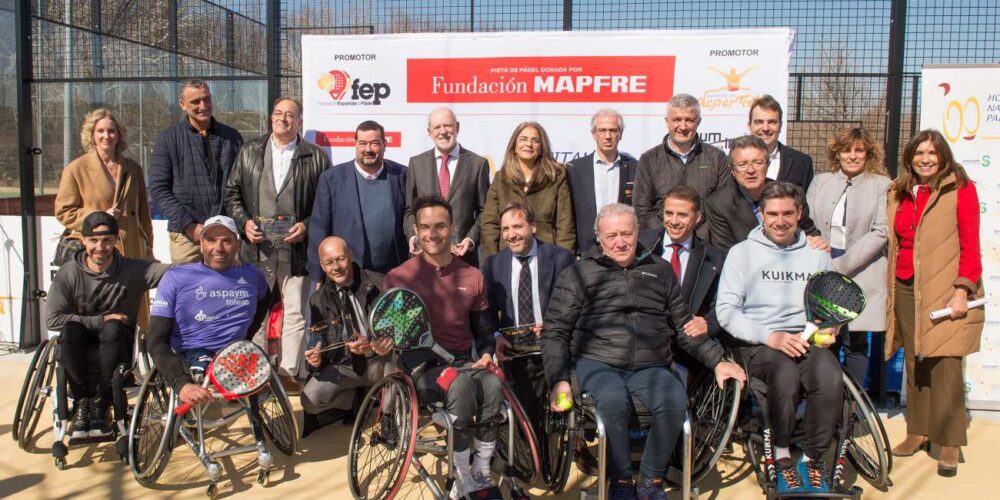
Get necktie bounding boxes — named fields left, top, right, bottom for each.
left=340, top=288, right=368, bottom=375
left=517, top=256, right=535, bottom=325
left=670, top=243, right=683, bottom=283
left=438, top=153, right=450, bottom=199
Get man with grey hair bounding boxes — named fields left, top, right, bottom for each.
left=568, top=108, right=638, bottom=254
left=543, top=202, right=745, bottom=499
left=150, top=79, right=244, bottom=263
left=633, top=93, right=731, bottom=230
left=403, top=107, right=491, bottom=266
left=699, top=135, right=824, bottom=253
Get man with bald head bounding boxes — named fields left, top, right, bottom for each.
left=403, top=107, right=491, bottom=266
left=300, top=236, right=391, bottom=437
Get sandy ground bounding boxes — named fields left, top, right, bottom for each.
left=0, top=350, right=997, bottom=499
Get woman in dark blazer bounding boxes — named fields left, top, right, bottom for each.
left=805, top=128, right=890, bottom=385
left=480, top=122, right=575, bottom=259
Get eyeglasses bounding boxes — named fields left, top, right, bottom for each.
left=517, top=137, right=542, bottom=145
left=271, top=110, right=299, bottom=120
left=593, top=128, right=621, bottom=136
left=733, top=159, right=767, bottom=172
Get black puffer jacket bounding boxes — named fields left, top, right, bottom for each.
left=541, top=244, right=724, bottom=386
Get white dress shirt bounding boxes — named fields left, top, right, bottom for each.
left=510, top=239, right=543, bottom=325
left=354, top=161, right=385, bottom=181
left=766, top=144, right=782, bottom=181
left=435, top=144, right=461, bottom=185
left=661, top=234, right=694, bottom=284
left=593, top=152, right=622, bottom=211
left=271, top=136, right=298, bottom=191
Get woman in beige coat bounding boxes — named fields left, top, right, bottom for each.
left=54, top=107, right=155, bottom=325
left=480, top=121, right=575, bottom=259
left=806, top=128, right=890, bottom=385
left=886, top=129, right=984, bottom=477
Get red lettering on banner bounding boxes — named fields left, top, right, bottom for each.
left=315, top=131, right=402, bottom=148
left=407, top=56, right=675, bottom=103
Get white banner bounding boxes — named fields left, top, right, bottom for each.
left=921, top=64, right=1000, bottom=410
left=301, top=28, right=793, bottom=168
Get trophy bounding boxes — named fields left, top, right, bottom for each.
left=256, top=215, right=295, bottom=241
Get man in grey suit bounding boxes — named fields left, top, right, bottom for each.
left=403, top=107, right=491, bottom=266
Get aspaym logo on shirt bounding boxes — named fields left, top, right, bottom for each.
left=195, top=286, right=207, bottom=300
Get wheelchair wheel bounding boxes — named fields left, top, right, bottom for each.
left=128, top=367, right=177, bottom=485
left=494, top=384, right=542, bottom=486
left=14, top=338, right=56, bottom=450
left=348, top=373, right=418, bottom=500
left=541, top=406, right=572, bottom=492
left=257, top=370, right=299, bottom=455
left=842, top=372, right=891, bottom=488
left=671, top=367, right=743, bottom=484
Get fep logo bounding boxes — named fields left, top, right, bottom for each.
left=317, top=69, right=392, bottom=105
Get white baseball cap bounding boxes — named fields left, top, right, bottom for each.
left=201, top=215, right=239, bottom=238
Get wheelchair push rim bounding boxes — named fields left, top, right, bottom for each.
left=348, top=373, right=419, bottom=500
left=128, top=367, right=178, bottom=485
left=15, top=338, right=57, bottom=450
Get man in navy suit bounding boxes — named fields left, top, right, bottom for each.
left=568, top=108, right=637, bottom=255
left=483, top=202, right=574, bottom=422
left=308, top=120, right=408, bottom=281
left=747, top=95, right=814, bottom=192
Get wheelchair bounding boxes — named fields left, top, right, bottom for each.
left=347, top=358, right=541, bottom=500
left=12, top=328, right=151, bottom=469
left=734, top=358, right=892, bottom=499
left=126, top=357, right=298, bottom=497
left=542, top=360, right=742, bottom=500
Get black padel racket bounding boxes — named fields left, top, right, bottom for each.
left=800, top=271, right=866, bottom=341
left=369, top=288, right=455, bottom=364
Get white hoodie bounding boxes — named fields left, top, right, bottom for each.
left=717, top=226, right=832, bottom=345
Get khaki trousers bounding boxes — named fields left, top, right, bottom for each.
left=895, top=279, right=968, bottom=446
left=168, top=232, right=202, bottom=264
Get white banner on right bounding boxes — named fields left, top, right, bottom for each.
left=920, top=64, right=1000, bottom=411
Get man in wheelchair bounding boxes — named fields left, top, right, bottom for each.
left=715, top=182, right=839, bottom=494
left=46, top=211, right=170, bottom=439
left=382, top=196, right=502, bottom=499
left=542, top=203, right=746, bottom=500
left=146, top=215, right=271, bottom=407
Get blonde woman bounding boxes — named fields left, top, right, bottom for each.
left=480, top=122, right=575, bottom=259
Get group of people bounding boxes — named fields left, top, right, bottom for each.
left=44, top=77, right=983, bottom=498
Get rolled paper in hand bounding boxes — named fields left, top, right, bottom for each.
left=929, top=298, right=987, bottom=320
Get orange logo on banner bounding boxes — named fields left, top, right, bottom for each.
left=708, top=66, right=758, bottom=91
left=318, top=70, right=352, bottom=100
left=938, top=82, right=981, bottom=143
left=407, top=56, right=675, bottom=103
left=316, top=131, right=402, bottom=148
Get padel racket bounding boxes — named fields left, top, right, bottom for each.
left=800, top=271, right=866, bottom=341
left=174, top=340, right=272, bottom=416
left=368, top=288, right=455, bottom=364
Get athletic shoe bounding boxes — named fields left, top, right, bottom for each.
left=636, top=477, right=668, bottom=500
left=774, top=457, right=805, bottom=494
left=70, top=397, right=90, bottom=439
left=449, top=468, right=476, bottom=500
left=466, top=473, right=503, bottom=499
left=608, top=478, right=637, bottom=500
left=89, top=397, right=113, bottom=437
left=799, top=456, right=829, bottom=493
left=471, top=472, right=493, bottom=491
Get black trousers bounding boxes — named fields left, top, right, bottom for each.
left=743, top=345, right=843, bottom=459
left=59, top=320, right=133, bottom=402
left=503, top=354, right=547, bottom=425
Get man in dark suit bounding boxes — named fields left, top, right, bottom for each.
left=483, top=202, right=574, bottom=423
left=748, top=94, right=814, bottom=192
left=403, top=107, right=491, bottom=266
left=568, top=108, right=637, bottom=255
left=698, top=135, right=826, bottom=253
left=308, top=120, right=407, bottom=281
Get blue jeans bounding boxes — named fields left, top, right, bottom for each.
left=576, top=357, right=688, bottom=480
left=178, top=348, right=215, bottom=376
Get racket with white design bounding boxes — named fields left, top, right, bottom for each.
left=174, top=340, right=272, bottom=416
left=368, top=288, right=455, bottom=364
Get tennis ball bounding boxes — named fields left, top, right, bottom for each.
left=812, top=333, right=834, bottom=345
left=555, top=392, right=573, bottom=411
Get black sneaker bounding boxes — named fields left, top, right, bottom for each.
left=70, top=397, right=91, bottom=439
left=636, top=477, right=667, bottom=500
left=88, top=397, right=113, bottom=437
left=608, top=478, right=637, bottom=500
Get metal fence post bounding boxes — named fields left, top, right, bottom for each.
left=16, top=0, right=42, bottom=348
left=883, top=0, right=907, bottom=178
left=563, top=0, right=572, bottom=31
left=267, top=0, right=281, bottom=107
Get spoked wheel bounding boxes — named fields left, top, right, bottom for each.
left=670, top=368, right=743, bottom=484
left=842, top=372, right=891, bottom=488
left=348, top=373, right=419, bottom=500
left=128, top=367, right=177, bottom=485
left=494, top=384, right=542, bottom=487
left=540, top=407, right=572, bottom=493
left=256, top=370, right=298, bottom=455
left=14, top=339, right=57, bottom=450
